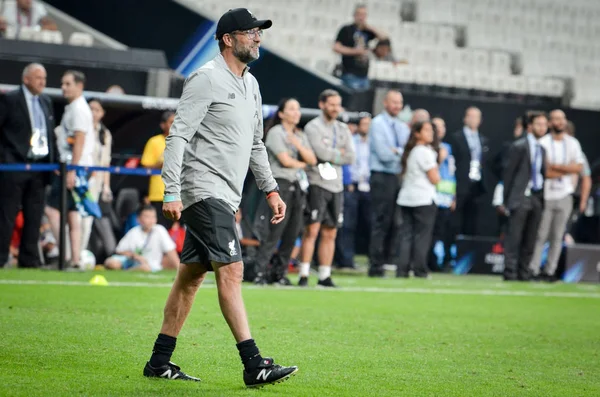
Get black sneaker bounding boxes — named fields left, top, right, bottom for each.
left=298, top=276, right=308, bottom=287
left=143, top=361, right=201, bottom=381
left=274, top=276, right=292, bottom=286
left=243, top=357, right=298, bottom=388
left=317, top=277, right=336, bottom=288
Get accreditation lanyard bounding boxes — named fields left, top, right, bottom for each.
left=17, top=9, right=32, bottom=27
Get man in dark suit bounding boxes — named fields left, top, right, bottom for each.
left=0, top=63, right=55, bottom=268
left=449, top=106, right=488, bottom=236
left=502, top=111, right=548, bottom=281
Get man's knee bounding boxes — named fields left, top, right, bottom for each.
left=215, top=261, right=243, bottom=285
left=303, top=223, right=321, bottom=241
left=320, top=226, right=337, bottom=241
left=177, top=263, right=208, bottom=290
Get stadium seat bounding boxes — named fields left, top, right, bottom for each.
left=414, top=66, right=435, bottom=86
left=525, top=76, right=546, bottom=96
left=453, top=70, right=474, bottom=89
left=434, top=68, right=454, bottom=87
left=396, top=65, right=415, bottom=83
left=490, top=51, right=511, bottom=75
left=437, top=26, right=457, bottom=48
left=38, top=30, right=64, bottom=45
left=69, top=32, right=94, bottom=47
left=17, top=26, right=37, bottom=41
left=543, top=78, right=566, bottom=98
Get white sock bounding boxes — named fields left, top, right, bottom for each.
left=299, top=262, right=310, bottom=277
left=318, top=265, right=331, bottom=281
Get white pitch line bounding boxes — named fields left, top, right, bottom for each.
left=0, top=279, right=599, bottom=299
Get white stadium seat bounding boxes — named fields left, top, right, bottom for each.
left=69, top=32, right=94, bottom=47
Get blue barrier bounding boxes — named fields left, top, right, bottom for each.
left=0, top=163, right=161, bottom=176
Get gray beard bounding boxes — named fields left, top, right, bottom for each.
left=233, top=46, right=258, bottom=64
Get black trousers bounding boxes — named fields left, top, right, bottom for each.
left=503, top=193, right=543, bottom=281
left=428, top=207, right=453, bottom=271
left=395, top=204, right=437, bottom=277
left=335, top=185, right=371, bottom=267
left=0, top=172, right=47, bottom=267
left=369, top=172, right=400, bottom=272
left=454, top=181, right=485, bottom=236
left=255, top=178, right=305, bottom=281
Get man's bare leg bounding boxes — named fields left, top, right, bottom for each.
left=146, top=262, right=207, bottom=376
left=68, top=212, right=81, bottom=265
left=298, top=223, right=321, bottom=280
left=160, top=262, right=207, bottom=337
left=316, top=225, right=337, bottom=284
left=214, top=260, right=251, bottom=342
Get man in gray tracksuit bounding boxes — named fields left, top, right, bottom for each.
left=298, top=89, right=356, bottom=288
left=143, top=8, right=297, bottom=388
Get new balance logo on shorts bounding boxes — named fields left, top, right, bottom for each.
left=229, top=239, right=237, bottom=256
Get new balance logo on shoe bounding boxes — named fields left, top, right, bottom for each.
left=160, top=369, right=180, bottom=380
left=256, top=369, right=272, bottom=381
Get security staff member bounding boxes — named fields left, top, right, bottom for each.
left=0, top=63, right=55, bottom=268
left=144, top=8, right=297, bottom=388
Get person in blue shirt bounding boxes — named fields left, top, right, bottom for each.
left=429, top=117, right=456, bottom=271
left=368, top=90, right=410, bottom=277
left=335, top=114, right=371, bottom=268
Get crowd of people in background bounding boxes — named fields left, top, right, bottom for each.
left=0, top=60, right=592, bottom=285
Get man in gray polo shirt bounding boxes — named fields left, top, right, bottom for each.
left=143, top=8, right=298, bottom=388
left=298, top=89, right=356, bottom=287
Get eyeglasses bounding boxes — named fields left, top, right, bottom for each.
left=232, top=29, right=264, bottom=39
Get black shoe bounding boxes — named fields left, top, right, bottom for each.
left=298, top=276, right=308, bottom=287
left=368, top=267, right=385, bottom=278
left=243, top=357, right=298, bottom=388
left=274, top=277, right=292, bottom=286
left=317, top=277, right=336, bottom=288
left=143, top=361, right=201, bottom=381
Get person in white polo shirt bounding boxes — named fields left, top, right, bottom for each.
left=46, top=70, right=95, bottom=269
left=529, top=109, right=584, bottom=281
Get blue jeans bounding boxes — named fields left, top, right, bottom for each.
left=341, top=74, right=370, bottom=91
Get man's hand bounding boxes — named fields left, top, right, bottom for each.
left=450, top=200, right=456, bottom=212
left=579, top=199, right=587, bottom=214
left=439, top=147, right=449, bottom=163
left=66, top=170, right=76, bottom=189
left=163, top=201, right=183, bottom=221
left=267, top=193, right=286, bottom=224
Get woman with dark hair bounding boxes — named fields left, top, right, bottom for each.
left=394, top=120, right=440, bottom=278
left=254, top=98, right=317, bottom=285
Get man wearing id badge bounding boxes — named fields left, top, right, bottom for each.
left=502, top=112, right=547, bottom=281
left=449, top=106, right=489, bottom=237
left=0, top=63, right=55, bottom=269
left=529, top=109, right=584, bottom=281
left=299, top=89, right=356, bottom=287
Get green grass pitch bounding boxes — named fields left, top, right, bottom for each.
left=1, top=269, right=599, bottom=396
